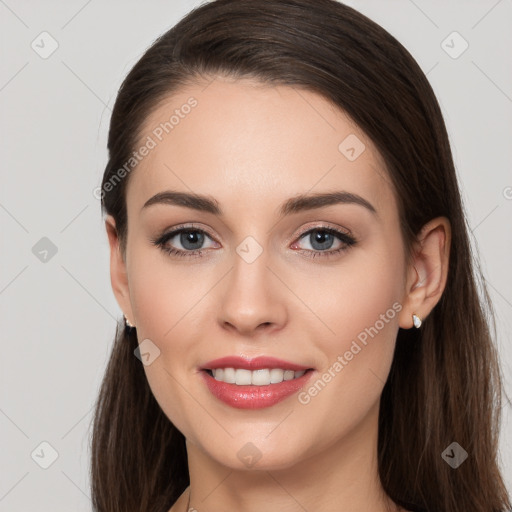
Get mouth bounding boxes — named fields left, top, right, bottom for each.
left=199, top=356, right=315, bottom=409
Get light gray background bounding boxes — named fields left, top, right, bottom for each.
left=1, top=0, right=511, bottom=509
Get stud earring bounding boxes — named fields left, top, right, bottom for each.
left=412, top=313, right=422, bottom=329
left=124, top=315, right=135, bottom=329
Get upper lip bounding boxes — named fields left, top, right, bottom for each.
left=200, top=356, right=313, bottom=371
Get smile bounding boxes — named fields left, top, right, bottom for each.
left=199, top=357, right=315, bottom=409
left=205, top=368, right=307, bottom=385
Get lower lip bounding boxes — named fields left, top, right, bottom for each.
left=200, top=370, right=314, bottom=409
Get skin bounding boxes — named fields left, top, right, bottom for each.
left=105, top=77, right=451, bottom=512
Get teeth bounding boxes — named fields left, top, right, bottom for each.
left=252, top=369, right=270, bottom=385
left=284, top=370, right=295, bottom=381
left=223, top=367, right=236, bottom=383
left=235, top=369, right=252, bottom=385
left=211, top=368, right=307, bottom=385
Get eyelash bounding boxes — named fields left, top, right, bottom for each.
left=150, top=224, right=357, bottom=260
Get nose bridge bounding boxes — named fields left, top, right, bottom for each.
left=217, top=233, right=287, bottom=334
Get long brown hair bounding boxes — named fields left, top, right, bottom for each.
left=91, top=1, right=511, bottom=510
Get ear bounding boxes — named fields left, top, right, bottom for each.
left=398, top=216, right=451, bottom=329
left=105, top=215, right=135, bottom=327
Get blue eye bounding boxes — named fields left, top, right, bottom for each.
left=150, top=225, right=357, bottom=259
left=293, top=227, right=356, bottom=259
left=150, top=226, right=217, bottom=258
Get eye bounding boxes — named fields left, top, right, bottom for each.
left=150, top=225, right=219, bottom=258
left=291, top=226, right=357, bottom=259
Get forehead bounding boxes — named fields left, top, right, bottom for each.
left=127, top=77, right=395, bottom=220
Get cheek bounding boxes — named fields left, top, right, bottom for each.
left=125, top=245, right=222, bottom=429
left=127, top=264, right=201, bottom=437
left=331, top=267, right=402, bottom=348
left=297, top=241, right=405, bottom=427
left=127, top=239, right=206, bottom=340
left=305, top=240, right=405, bottom=350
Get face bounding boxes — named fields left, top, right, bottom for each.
left=111, top=77, right=411, bottom=471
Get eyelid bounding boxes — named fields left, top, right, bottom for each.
left=293, top=221, right=354, bottom=241
left=155, top=222, right=217, bottom=241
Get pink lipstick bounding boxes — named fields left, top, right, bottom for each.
left=200, top=356, right=314, bottom=409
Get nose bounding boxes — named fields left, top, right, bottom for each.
left=217, top=251, right=288, bottom=338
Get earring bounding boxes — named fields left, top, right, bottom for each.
left=412, top=313, right=422, bottom=329
left=124, top=314, right=135, bottom=329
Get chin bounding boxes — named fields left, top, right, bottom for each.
left=196, top=433, right=310, bottom=472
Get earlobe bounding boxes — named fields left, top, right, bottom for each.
left=398, top=216, right=451, bottom=329
left=105, top=215, right=135, bottom=325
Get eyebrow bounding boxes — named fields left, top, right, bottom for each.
left=141, top=190, right=377, bottom=216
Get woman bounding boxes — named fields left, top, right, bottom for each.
left=91, top=0, right=511, bottom=511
